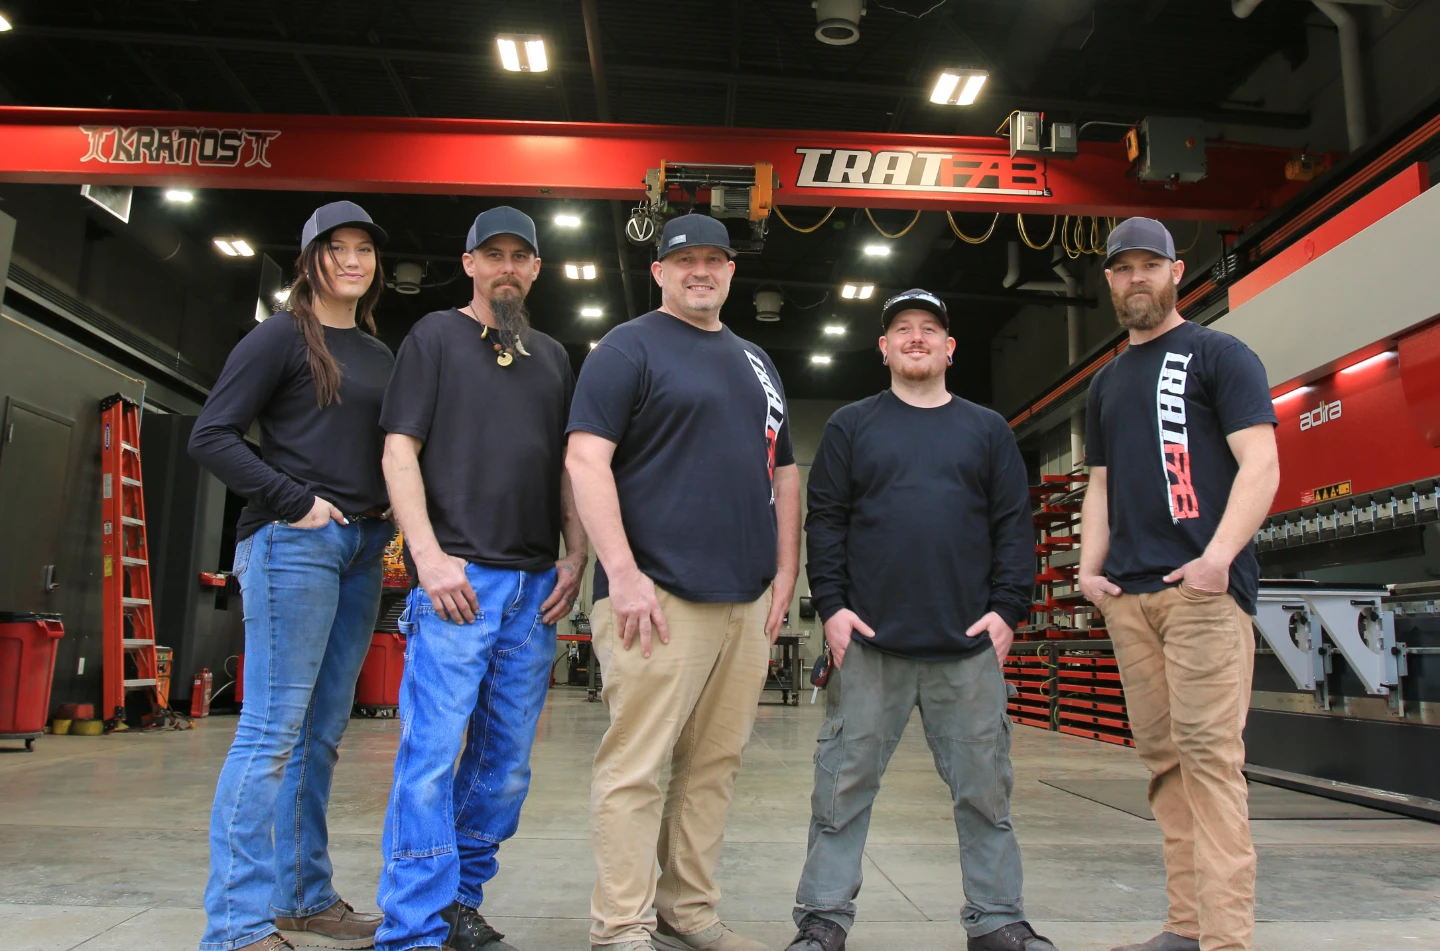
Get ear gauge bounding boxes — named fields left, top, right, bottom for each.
left=947, top=355, right=954, bottom=365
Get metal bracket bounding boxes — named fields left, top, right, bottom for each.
left=1253, top=585, right=1399, bottom=698
left=1251, top=599, right=1322, bottom=691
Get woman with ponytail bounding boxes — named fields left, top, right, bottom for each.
left=191, top=201, right=395, bottom=951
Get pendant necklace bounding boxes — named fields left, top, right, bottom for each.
left=464, top=301, right=527, bottom=367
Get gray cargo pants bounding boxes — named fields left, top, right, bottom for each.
left=793, top=639, right=1026, bottom=938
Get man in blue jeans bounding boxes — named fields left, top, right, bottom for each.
left=377, top=206, right=587, bottom=951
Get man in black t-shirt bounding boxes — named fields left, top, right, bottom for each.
left=1078, top=219, right=1279, bottom=951
left=375, top=207, right=588, bottom=951
left=566, top=214, right=801, bottom=951
left=784, top=290, right=1054, bottom=951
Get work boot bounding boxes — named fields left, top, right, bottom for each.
left=591, top=942, right=656, bottom=951
left=441, top=901, right=519, bottom=951
left=277, top=899, right=382, bottom=949
left=652, top=917, right=765, bottom=951
left=1110, top=933, right=1200, bottom=951
left=783, top=914, right=846, bottom=951
left=967, top=921, right=1058, bottom=951
left=236, top=936, right=295, bottom=951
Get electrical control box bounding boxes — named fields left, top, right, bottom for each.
left=1135, top=116, right=1207, bottom=184
left=1048, top=121, right=1077, bottom=157
left=1008, top=111, right=1042, bottom=158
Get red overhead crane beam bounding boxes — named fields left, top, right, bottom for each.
left=0, top=107, right=1302, bottom=220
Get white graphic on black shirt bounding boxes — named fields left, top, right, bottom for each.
left=744, top=350, right=785, bottom=502
left=1156, top=351, right=1200, bottom=522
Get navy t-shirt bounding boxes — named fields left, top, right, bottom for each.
left=1085, top=319, right=1276, bottom=614
left=566, top=310, right=795, bottom=604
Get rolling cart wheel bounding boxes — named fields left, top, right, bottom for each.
left=25, top=738, right=35, bottom=751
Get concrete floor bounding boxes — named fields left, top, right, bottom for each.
left=3, top=689, right=1440, bottom=951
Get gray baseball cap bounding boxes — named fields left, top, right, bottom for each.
left=881, top=288, right=948, bottom=330
left=1104, top=217, right=1177, bottom=269
left=301, top=200, right=387, bottom=248
left=466, top=206, right=539, bottom=255
left=658, top=214, right=736, bottom=260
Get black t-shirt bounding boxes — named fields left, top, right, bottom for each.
left=806, top=391, right=1034, bottom=661
left=1085, top=319, right=1276, bottom=614
left=189, top=312, right=394, bottom=542
left=567, top=310, right=795, bottom=604
left=380, top=308, right=574, bottom=573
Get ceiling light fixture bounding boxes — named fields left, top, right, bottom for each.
left=841, top=283, right=875, bottom=300
left=1272, top=386, right=1312, bottom=405
left=164, top=189, right=194, bottom=203
left=230, top=239, right=255, bottom=257
left=497, top=33, right=548, bottom=72
left=1339, top=350, right=1397, bottom=375
left=0, top=14, right=11, bottom=31
left=823, top=325, right=846, bottom=335
left=213, top=238, right=238, bottom=257
left=580, top=306, right=603, bottom=318
left=863, top=244, right=890, bottom=257
left=555, top=214, right=581, bottom=227
left=929, top=68, right=988, bottom=106
left=565, top=263, right=598, bottom=280
left=811, top=354, right=833, bottom=365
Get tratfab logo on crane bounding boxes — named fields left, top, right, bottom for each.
left=79, top=125, right=282, bottom=168
left=793, top=147, right=1047, bottom=197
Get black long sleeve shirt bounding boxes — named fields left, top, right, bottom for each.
left=805, top=391, right=1035, bottom=660
left=189, top=312, right=394, bottom=541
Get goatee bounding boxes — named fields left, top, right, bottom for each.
left=491, top=293, right=532, bottom=354
left=1112, top=280, right=1176, bottom=330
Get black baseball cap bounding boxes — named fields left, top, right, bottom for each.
left=301, top=200, right=387, bottom=248
left=881, top=288, right=948, bottom=330
left=658, top=214, right=736, bottom=260
left=1104, top=217, right=1177, bottom=269
left=466, top=206, right=539, bottom=255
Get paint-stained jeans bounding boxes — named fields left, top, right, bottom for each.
left=1102, top=584, right=1257, bottom=951
left=375, top=563, right=558, bottom=951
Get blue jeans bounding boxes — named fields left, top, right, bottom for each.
left=201, top=518, right=391, bottom=951
left=375, top=562, right=558, bottom=951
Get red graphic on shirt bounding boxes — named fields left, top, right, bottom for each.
left=1163, top=442, right=1201, bottom=519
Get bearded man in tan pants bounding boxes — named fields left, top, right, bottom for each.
left=1078, top=218, right=1280, bottom=951
left=565, top=214, right=801, bottom=951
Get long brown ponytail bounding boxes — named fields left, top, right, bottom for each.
left=288, top=237, right=385, bottom=407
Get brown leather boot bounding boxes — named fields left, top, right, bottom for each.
left=276, top=899, right=382, bottom=950
left=236, top=936, right=295, bottom=951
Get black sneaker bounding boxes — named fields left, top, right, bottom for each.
left=967, top=922, right=1058, bottom=951
left=440, top=902, right=518, bottom=951
left=784, top=914, right=846, bottom=951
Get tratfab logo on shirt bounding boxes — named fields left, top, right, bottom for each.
left=1157, top=351, right=1201, bottom=522
left=743, top=350, right=786, bottom=499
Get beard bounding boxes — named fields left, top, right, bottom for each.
left=1112, top=279, right=1176, bottom=331
left=488, top=286, right=532, bottom=353
left=890, top=349, right=946, bottom=383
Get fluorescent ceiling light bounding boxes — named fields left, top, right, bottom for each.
left=565, top=263, right=597, bottom=280
left=230, top=239, right=255, bottom=257
left=1339, top=351, right=1397, bottom=375
left=811, top=354, right=833, bottom=365
left=930, top=68, right=988, bottom=106
left=580, top=306, right=603, bottom=318
left=213, top=238, right=238, bottom=257
left=497, top=33, right=547, bottom=72
left=555, top=214, right=581, bottom=227
left=823, top=325, right=846, bottom=335
left=164, top=189, right=194, bottom=203
left=864, top=245, right=890, bottom=257
left=841, top=282, right=874, bottom=300
left=1272, top=386, right=1311, bottom=405
left=0, top=14, right=11, bottom=32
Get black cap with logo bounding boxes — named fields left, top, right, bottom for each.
left=657, top=214, right=737, bottom=260
left=880, top=288, right=949, bottom=330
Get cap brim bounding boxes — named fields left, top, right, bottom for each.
left=883, top=299, right=948, bottom=329
left=1103, top=244, right=1174, bottom=269
left=658, top=242, right=738, bottom=260
left=468, top=230, right=538, bottom=254
left=314, top=220, right=388, bottom=247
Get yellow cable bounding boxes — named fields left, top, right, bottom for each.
left=1060, top=215, right=1081, bottom=259
left=1016, top=213, right=1058, bottom=250
left=865, top=207, right=922, bottom=239
left=773, top=206, right=837, bottom=233
left=946, top=211, right=999, bottom=245
left=1176, top=220, right=1204, bottom=255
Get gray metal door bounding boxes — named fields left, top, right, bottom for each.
left=0, top=400, right=74, bottom=612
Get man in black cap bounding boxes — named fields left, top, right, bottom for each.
left=1079, top=219, right=1278, bottom=951
left=785, top=289, right=1052, bottom=951
left=566, top=214, right=800, bottom=951
left=375, top=206, right=588, bottom=951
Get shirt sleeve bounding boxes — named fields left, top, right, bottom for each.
left=771, top=355, right=796, bottom=468
left=187, top=321, right=314, bottom=522
left=986, top=417, right=1036, bottom=630
left=566, top=341, right=641, bottom=444
left=379, top=329, right=441, bottom=442
left=1212, top=340, right=1278, bottom=434
left=804, top=416, right=853, bottom=623
left=1084, top=367, right=1106, bottom=468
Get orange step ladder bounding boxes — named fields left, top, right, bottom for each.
left=100, top=394, right=169, bottom=730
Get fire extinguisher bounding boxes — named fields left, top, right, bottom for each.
left=191, top=668, right=213, bottom=718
